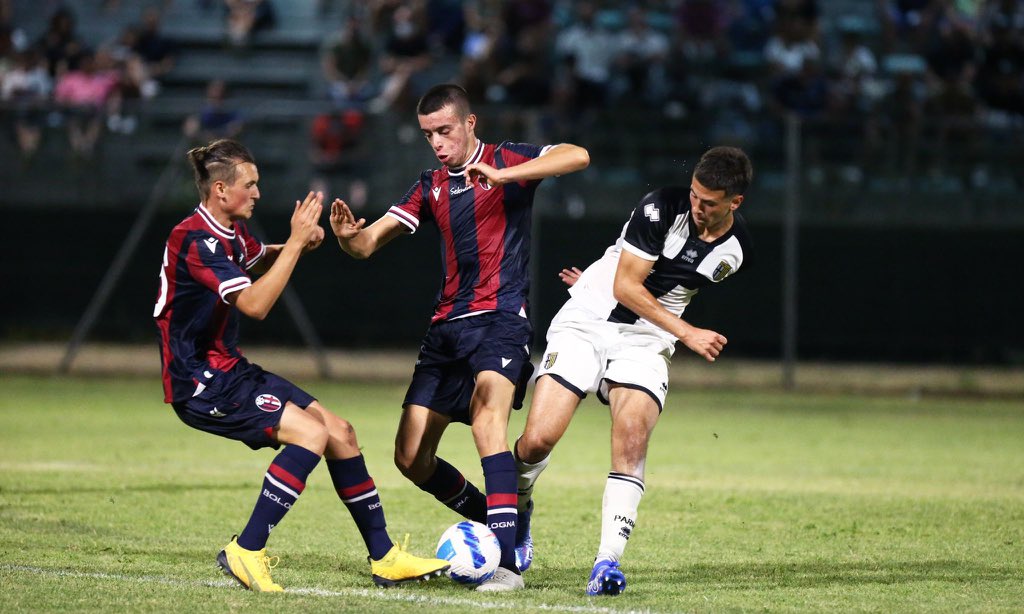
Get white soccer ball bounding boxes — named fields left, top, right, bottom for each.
left=435, top=520, right=501, bottom=584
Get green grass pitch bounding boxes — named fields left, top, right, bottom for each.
left=1, top=374, right=1022, bottom=612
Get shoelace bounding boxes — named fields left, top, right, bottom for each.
left=258, top=553, right=280, bottom=576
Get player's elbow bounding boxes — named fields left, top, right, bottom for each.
left=612, top=279, right=636, bottom=306
left=567, top=145, right=590, bottom=171
left=234, top=292, right=270, bottom=321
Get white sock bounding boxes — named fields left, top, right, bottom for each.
left=596, top=472, right=644, bottom=563
left=514, top=440, right=550, bottom=514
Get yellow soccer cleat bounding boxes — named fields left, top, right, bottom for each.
left=217, top=536, right=284, bottom=593
left=369, top=535, right=451, bottom=587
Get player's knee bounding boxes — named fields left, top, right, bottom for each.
left=393, top=445, right=428, bottom=480
left=327, top=415, right=357, bottom=445
left=298, top=422, right=330, bottom=455
left=518, top=430, right=555, bottom=461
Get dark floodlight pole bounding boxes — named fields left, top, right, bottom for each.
left=781, top=114, right=801, bottom=390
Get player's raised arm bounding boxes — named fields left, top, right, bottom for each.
left=330, top=198, right=404, bottom=259
left=613, top=250, right=727, bottom=362
left=466, top=143, right=589, bottom=187
left=231, top=191, right=323, bottom=320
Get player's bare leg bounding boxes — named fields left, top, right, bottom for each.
left=394, top=404, right=450, bottom=482
left=587, top=386, right=660, bottom=596
left=395, top=404, right=489, bottom=522
left=512, top=374, right=584, bottom=570
left=469, top=371, right=524, bottom=591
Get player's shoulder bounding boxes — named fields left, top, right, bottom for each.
left=638, top=185, right=689, bottom=215
left=726, top=212, right=755, bottom=269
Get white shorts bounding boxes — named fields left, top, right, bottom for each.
left=537, top=303, right=673, bottom=411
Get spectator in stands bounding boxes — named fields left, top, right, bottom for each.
left=224, top=0, right=276, bottom=48
left=37, top=6, right=84, bottom=77
left=975, top=17, right=1024, bottom=117
left=1, top=48, right=51, bottom=161
left=368, top=4, right=432, bottom=113
left=764, top=10, right=821, bottom=78
left=321, top=14, right=375, bottom=109
left=676, top=0, right=732, bottom=63
left=491, top=19, right=553, bottom=108
left=53, top=49, right=121, bottom=158
left=870, top=62, right=927, bottom=180
left=555, top=1, right=615, bottom=110
left=132, top=7, right=176, bottom=90
left=831, top=20, right=882, bottom=116
left=614, top=6, right=671, bottom=105
left=183, top=79, right=244, bottom=142
left=425, top=0, right=466, bottom=55
left=878, top=0, right=943, bottom=51
left=773, top=0, right=820, bottom=42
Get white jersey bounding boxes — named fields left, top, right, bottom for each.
left=558, top=186, right=754, bottom=349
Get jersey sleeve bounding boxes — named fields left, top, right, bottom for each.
left=495, top=141, right=553, bottom=186
left=236, top=221, right=266, bottom=270
left=621, top=189, right=674, bottom=261
left=386, top=175, right=430, bottom=234
left=185, top=232, right=251, bottom=303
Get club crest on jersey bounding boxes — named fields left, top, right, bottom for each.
left=713, top=260, right=733, bottom=281
left=255, top=393, right=282, bottom=412
left=544, top=352, right=558, bottom=369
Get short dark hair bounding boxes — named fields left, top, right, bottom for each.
left=186, top=139, right=255, bottom=198
left=693, top=146, right=753, bottom=197
left=416, top=83, right=471, bottom=119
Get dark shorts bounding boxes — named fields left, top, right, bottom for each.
left=172, top=361, right=315, bottom=450
left=404, top=311, right=534, bottom=425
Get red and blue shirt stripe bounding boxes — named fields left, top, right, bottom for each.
left=153, top=205, right=265, bottom=403
left=387, top=140, right=552, bottom=323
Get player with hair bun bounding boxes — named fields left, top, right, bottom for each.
left=154, top=138, right=449, bottom=592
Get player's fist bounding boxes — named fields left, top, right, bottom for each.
left=680, top=326, right=728, bottom=362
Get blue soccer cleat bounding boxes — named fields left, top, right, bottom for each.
left=514, top=499, right=533, bottom=572
left=586, top=559, right=626, bottom=596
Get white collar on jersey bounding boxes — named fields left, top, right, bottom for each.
left=197, top=203, right=236, bottom=239
left=447, top=139, right=484, bottom=177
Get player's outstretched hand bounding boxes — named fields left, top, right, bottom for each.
left=289, top=191, right=323, bottom=249
left=330, top=198, right=366, bottom=240
left=304, top=225, right=325, bottom=252
left=467, top=162, right=506, bottom=187
left=558, top=267, right=583, bottom=287
left=680, top=326, right=728, bottom=362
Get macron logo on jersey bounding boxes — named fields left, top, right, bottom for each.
left=204, top=237, right=218, bottom=253
left=431, top=186, right=442, bottom=201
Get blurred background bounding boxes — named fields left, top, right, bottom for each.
left=0, top=0, right=1022, bottom=385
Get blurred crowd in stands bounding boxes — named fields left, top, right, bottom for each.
left=2, top=0, right=1023, bottom=187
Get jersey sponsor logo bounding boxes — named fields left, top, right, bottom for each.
left=712, top=260, right=733, bottom=281
left=450, top=184, right=473, bottom=196
left=643, top=203, right=660, bottom=222
left=204, top=237, right=218, bottom=253
left=543, top=352, right=558, bottom=369
left=255, top=393, right=282, bottom=412
left=431, top=186, right=442, bottom=201
left=501, top=357, right=512, bottom=368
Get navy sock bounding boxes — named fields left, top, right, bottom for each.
left=417, top=457, right=487, bottom=523
left=327, top=455, right=393, bottom=560
left=237, top=445, right=321, bottom=551
left=482, top=451, right=519, bottom=572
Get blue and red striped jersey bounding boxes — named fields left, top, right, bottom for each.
left=153, top=204, right=265, bottom=403
left=387, top=140, right=552, bottom=323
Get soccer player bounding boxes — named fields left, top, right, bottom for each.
left=153, top=138, right=449, bottom=592
left=513, top=146, right=755, bottom=596
left=329, top=83, right=589, bottom=591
